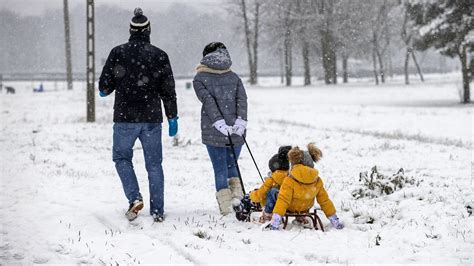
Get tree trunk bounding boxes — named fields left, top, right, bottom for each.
left=302, top=39, right=311, bottom=86
left=284, top=29, right=292, bottom=86
left=240, top=0, right=256, bottom=85
left=321, top=31, right=336, bottom=84
left=331, top=51, right=337, bottom=84
left=376, top=49, right=385, bottom=83
left=459, top=46, right=471, bottom=103
left=372, top=48, right=379, bottom=85
left=321, top=35, right=330, bottom=84
left=411, top=51, right=424, bottom=82
left=279, top=44, right=284, bottom=84
left=469, top=57, right=473, bottom=82
left=284, top=2, right=293, bottom=87
left=404, top=47, right=410, bottom=85
left=342, top=52, right=348, bottom=83
left=250, top=1, right=260, bottom=85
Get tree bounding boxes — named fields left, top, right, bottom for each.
left=233, top=0, right=261, bottom=85
left=294, top=0, right=312, bottom=85
left=409, top=0, right=473, bottom=103
left=369, top=0, right=394, bottom=85
left=283, top=1, right=294, bottom=86
left=318, top=0, right=338, bottom=84
left=333, top=0, right=366, bottom=83
left=261, top=0, right=295, bottom=86
left=400, top=2, right=424, bottom=85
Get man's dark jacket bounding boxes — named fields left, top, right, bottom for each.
left=99, top=33, right=177, bottom=123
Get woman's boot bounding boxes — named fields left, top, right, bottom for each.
left=215, top=188, right=233, bottom=215
left=228, top=177, right=244, bottom=203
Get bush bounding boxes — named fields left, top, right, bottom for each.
left=352, top=166, right=418, bottom=199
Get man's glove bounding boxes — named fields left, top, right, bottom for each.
left=329, top=214, right=344, bottom=230
left=99, top=90, right=107, bottom=97
left=213, top=119, right=232, bottom=136
left=168, top=117, right=179, bottom=137
left=270, top=213, right=282, bottom=230
left=232, top=117, right=247, bottom=136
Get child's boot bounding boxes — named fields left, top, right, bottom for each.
left=216, top=188, right=233, bottom=215
left=258, top=211, right=273, bottom=223
left=293, top=216, right=312, bottom=228
left=228, top=177, right=244, bottom=202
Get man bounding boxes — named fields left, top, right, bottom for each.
left=98, top=8, right=178, bottom=223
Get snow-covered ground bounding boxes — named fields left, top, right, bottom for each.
left=1, top=74, right=472, bottom=264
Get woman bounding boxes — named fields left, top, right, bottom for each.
left=193, top=42, right=248, bottom=215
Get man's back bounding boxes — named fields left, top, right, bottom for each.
left=99, top=33, right=177, bottom=123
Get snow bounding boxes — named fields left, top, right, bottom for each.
left=0, top=74, right=473, bottom=264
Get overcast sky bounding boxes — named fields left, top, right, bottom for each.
left=1, top=0, right=222, bottom=16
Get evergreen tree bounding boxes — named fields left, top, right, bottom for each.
left=409, top=0, right=473, bottom=103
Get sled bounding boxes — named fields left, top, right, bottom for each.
left=243, top=206, right=324, bottom=231
left=282, top=209, right=324, bottom=231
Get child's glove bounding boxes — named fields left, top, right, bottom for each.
left=213, top=119, right=232, bottom=136
left=270, top=213, right=282, bottom=230
left=329, top=214, right=344, bottom=230
left=232, top=117, right=247, bottom=136
left=99, top=90, right=107, bottom=97
left=168, top=117, right=179, bottom=137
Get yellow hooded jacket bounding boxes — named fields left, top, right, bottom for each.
left=273, top=164, right=336, bottom=217
left=249, top=170, right=288, bottom=206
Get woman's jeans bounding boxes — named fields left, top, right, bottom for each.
left=112, top=123, right=164, bottom=216
left=206, top=145, right=242, bottom=191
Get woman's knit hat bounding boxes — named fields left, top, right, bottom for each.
left=130, top=8, right=150, bottom=33
left=203, top=42, right=227, bottom=57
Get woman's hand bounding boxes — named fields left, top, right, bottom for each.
left=232, top=117, right=247, bottom=136
left=213, top=119, right=232, bottom=136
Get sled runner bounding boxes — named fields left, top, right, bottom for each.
left=282, top=209, right=324, bottom=231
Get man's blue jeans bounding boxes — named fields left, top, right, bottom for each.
left=206, top=145, right=242, bottom=191
left=113, top=123, right=164, bottom=216
left=265, top=188, right=279, bottom=213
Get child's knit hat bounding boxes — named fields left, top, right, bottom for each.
left=288, top=143, right=322, bottom=168
left=268, top=145, right=291, bottom=172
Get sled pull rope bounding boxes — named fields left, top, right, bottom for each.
left=242, top=135, right=264, bottom=183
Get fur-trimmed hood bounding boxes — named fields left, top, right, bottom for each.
left=195, top=64, right=231, bottom=74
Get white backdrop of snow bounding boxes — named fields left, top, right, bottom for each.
left=0, top=73, right=472, bottom=264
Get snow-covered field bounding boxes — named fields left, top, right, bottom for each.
left=1, top=74, right=472, bottom=264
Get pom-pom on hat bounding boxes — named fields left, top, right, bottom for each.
left=288, top=143, right=323, bottom=168
left=130, top=8, right=150, bottom=33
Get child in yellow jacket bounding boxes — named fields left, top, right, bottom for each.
left=269, top=143, right=344, bottom=230
left=249, top=146, right=291, bottom=223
